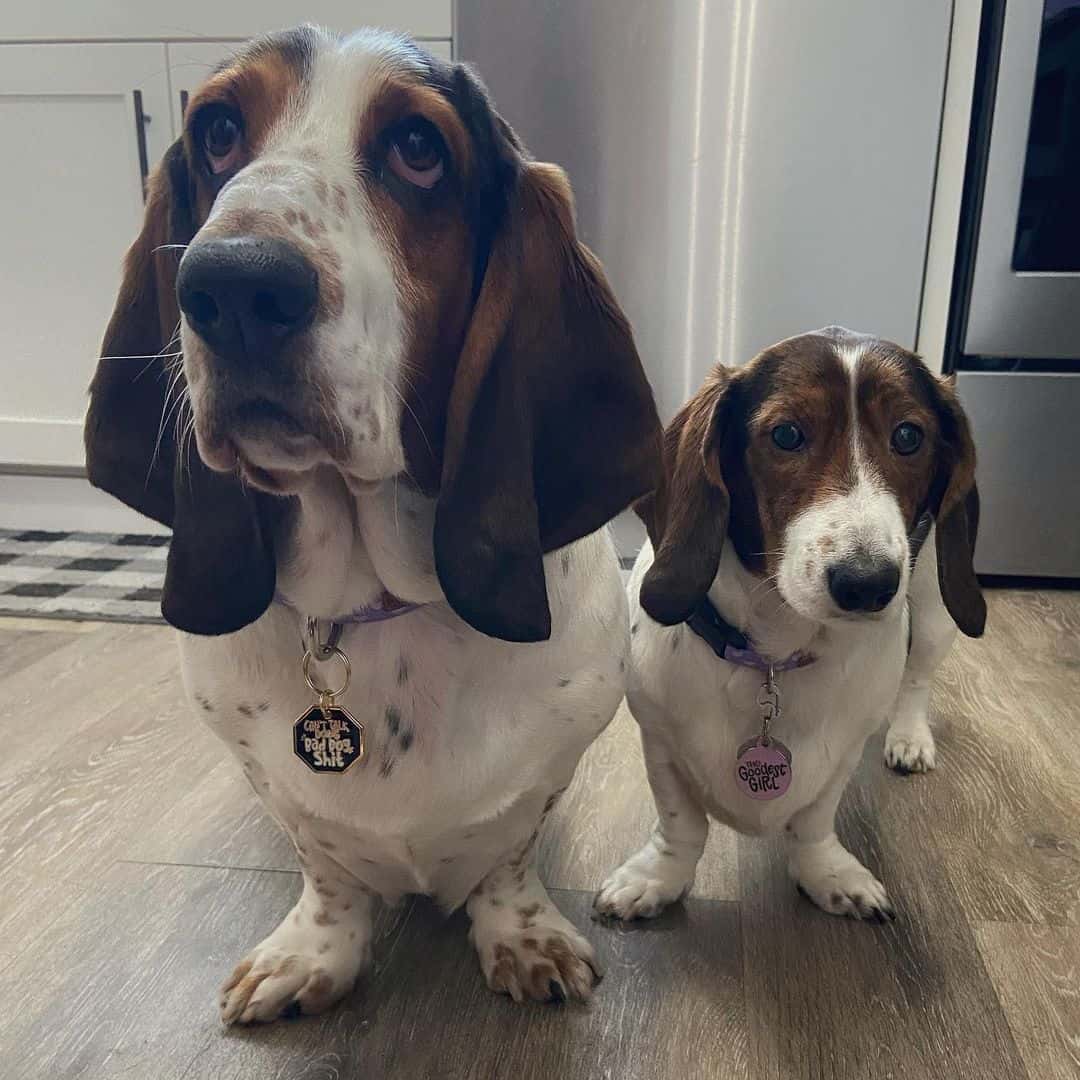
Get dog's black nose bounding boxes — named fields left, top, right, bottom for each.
left=827, top=554, right=901, bottom=613
left=177, top=237, right=318, bottom=364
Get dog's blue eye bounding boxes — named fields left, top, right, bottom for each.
left=771, top=423, right=805, bottom=451
left=891, top=422, right=923, bottom=456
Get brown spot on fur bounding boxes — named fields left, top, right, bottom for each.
left=313, top=909, right=337, bottom=927
left=236, top=738, right=250, bottom=748
left=518, top=902, right=542, bottom=919
left=318, top=941, right=332, bottom=954
left=300, top=970, right=335, bottom=1010
left=223, top=959, right=253, bottom=992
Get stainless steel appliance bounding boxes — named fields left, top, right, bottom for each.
left=950, top=0, right=1080, bottom=576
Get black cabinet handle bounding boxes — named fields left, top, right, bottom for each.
left=133, top=89, right=151, bottom=199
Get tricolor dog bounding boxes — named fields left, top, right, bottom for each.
left=86, top=26, right=661, bottom=1020
left=596, top=328, right=985, bottom=922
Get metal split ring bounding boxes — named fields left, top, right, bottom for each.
left=302, top=645, right=351, bottom=700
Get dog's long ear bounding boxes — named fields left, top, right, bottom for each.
left=637, top=367, right=735, bottom=626
left=925, top=374, right=986, bottom=638
left=85, top=141, right=279, bottom=635
left=434, top=69, right=663, bottom=642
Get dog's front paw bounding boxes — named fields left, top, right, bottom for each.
left=219, top=907, right=372, bottom=1024
left=471, top=902, right=600, bottom=1004
left=789, top=839, right=895, bottom=922
left=594, top=842, right=694, bottom=920
left=884, top=723, right=936, bottom=774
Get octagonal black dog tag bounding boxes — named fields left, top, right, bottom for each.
left=293, top=705, right=365, bottom=773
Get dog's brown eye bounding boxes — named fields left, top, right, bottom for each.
left=891, top=422, right=923, bottom=456
left=771, top=423, right=805, bottom=451
left=388, top=117, right=445, bottom=189
left=199, top=107, right=243, bottom=175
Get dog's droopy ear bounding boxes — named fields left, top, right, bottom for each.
left=85, top=140, right=280, bottom=635
left=925, top=375, right=986, bottom=638
left=637, top=366, right=737, bottom=626
left=434, top=67, right=663, bottom=643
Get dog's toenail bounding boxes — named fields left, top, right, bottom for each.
left=548, top=979, right=566, bottom=1004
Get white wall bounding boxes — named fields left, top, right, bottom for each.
left=459, top=0, right=954, bottom=421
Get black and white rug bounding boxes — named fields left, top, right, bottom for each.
left=0, top=529, right=167, bottom=624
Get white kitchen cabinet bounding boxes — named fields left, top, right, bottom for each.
left=0, top=44, right=173, bottom=468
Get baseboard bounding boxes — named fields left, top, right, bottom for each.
left=0, top=473, right=168, bottom=535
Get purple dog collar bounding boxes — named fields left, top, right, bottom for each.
left=685, top=596, right=815, bottom=672
left=275, top=590, right=425, bottom=626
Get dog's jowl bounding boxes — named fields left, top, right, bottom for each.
left=85, top=25, right=661, bottom=1021
left=596, top=327, right=984, bottom=924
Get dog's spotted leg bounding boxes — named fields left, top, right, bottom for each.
left=786, top=751, right=895, bottom=921
left=594, top=725, right=708, bottom=920
left=885, top=530, right=956, bottom=774
left=219, top=842, right=376, bottom=1024
left=468, top=829, right=600, bottom=1004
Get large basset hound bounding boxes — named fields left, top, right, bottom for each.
left=85, top=25, right=661, bottom=1020
left=596, top=328, right=984, bottom=923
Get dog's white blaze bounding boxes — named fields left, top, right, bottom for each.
left=183, top=30, right=419, bottom=485
left=776, top=346, right=909, bottom=623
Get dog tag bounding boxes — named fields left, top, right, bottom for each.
left=293, top=705, right=364, bottom=773
left=735, top=737, right=793, bottom=800
left=295, top=643, right=363, bottom=773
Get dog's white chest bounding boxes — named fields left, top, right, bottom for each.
left=630, top=620, right=907, bottom=836
left=177, top=537, right=627, bottom=904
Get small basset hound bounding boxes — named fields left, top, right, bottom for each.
left=85, top=26, right=661, bottom=1020
left=595, top=328, right=985, bottom=922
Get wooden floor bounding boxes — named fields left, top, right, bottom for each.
left=1, top=588, right=1078, bottom=1080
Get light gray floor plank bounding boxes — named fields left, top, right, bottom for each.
left=974, top=921, right=1080, bottom=1080
left=0, top=626, right=80, bottom=678
left=738, top=755, right=1028, bottom=1080
left=0, top=861, right=746, bottom=1080
left=1, top=586, right=1077, bottom=1079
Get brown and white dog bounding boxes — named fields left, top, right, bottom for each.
left=86, top=26, right=661, bottom=1020
left=596, top=328, right=984, bottom=922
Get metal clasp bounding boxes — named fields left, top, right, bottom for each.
left=756, top=663, right=781, bottom=744
left=304, top=616, right=343, bottom=661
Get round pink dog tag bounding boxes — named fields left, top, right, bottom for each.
left=735, top=737, right=793, bottom=800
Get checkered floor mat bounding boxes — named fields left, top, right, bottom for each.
left=0, top=529, right=167, bottom=624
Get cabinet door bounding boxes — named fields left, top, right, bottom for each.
left=0, top=44, right=172, bottom=468
left=166, top=38, right=453, bottom=135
